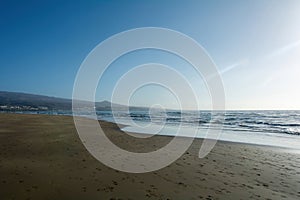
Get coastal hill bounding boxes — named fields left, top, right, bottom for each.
left=0, top=91, right=137, bottom=111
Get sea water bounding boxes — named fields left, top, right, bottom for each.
left=96, top=110, right=300, bottom=150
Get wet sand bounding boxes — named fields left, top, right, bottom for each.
left=0, top=113, right=300, bottom=200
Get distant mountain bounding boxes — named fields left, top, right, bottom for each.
left=0, top=91, right=72, bottom=110
left=0, top=91, right=142, bottom=111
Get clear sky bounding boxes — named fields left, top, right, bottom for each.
left=1, top=0, right=300, bottom=110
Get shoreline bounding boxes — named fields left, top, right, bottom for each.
left=5, top=112, right=300, bottom=151
left=1, top=113, right=300, bottom=199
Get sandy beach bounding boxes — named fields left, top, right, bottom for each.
left=1, top=113, right=300, bottom=200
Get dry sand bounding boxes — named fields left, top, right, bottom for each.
left=0, top=113, right=300, bottom=200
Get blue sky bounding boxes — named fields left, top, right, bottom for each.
left=1, top=0, right=300, bottom=109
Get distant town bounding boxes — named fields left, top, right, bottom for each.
left=0, top=105, right=49, bottom=111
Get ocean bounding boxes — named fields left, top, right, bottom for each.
left=97, top=110, right=300, bottom=150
